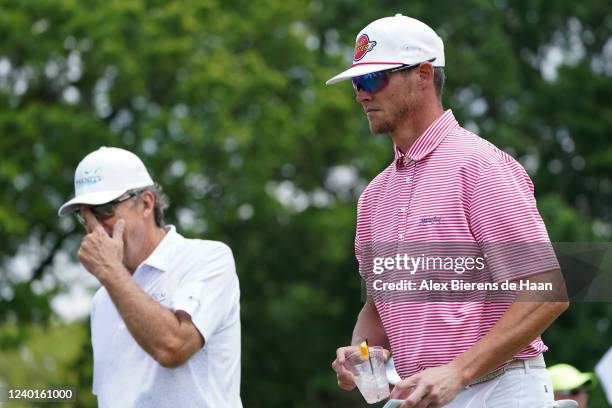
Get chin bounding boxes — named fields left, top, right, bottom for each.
left=370, top=122, right=394, bottom=135
left=367, top=119, right=380, bottom=133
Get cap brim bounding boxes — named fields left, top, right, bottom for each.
left=557, top=372, right=597, bottom=391
left=576, top=373, right=597, bottom=389
left=326, top=63, right=403, bottom=85
left=58, top=189, right=129, bottom=216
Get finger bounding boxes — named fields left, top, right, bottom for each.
left=81, top=207, right=100, bottom=233
left=401, top=383, right=428, bottom=408
left=337, top=370, right=356, bottom=391
left=77, top=244, right=85, bottom=262
left=415, top=395, right=440, bottom=408
left=337, top=345, right=358, bottom=364
left=338, top=359, right=355, bottom=378
left=337, top=380, right=355, bottom=391
left=333, top=354, right=356, bottom=387
left=338, top=373, right=355, bottom=392
left=334, top=363, right=351, bottom=380
left=413, top=394, right=435, bottom=408
left=334, top=346, right=360, bottom=387
left=391, top=379, right=417, bottom=399
left=113, top=219, right=125, bottom=242
left=420, top=398, right=439, bottom=408
left=336, top=347, right=347, bottom=364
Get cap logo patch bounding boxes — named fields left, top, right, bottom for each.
left=75, top=166, right=103, bottom=189
left=353, top=34, right=376, bottom=62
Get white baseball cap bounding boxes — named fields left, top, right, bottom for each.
left=326, top=14, right=444, bottom=85
left=58, top=147, right=155, bottom=216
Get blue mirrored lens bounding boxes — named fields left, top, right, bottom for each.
left=352, top=71, right=389, bottom=93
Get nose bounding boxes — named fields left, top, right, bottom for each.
left=355, top=87, right=373, bottom=103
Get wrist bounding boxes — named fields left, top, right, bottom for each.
left=98, top=262, right=130, bottom=287
left=449, top=359, right=473, bottom=388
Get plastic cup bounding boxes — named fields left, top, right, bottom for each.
left=348, top=346, right=390, bottom=404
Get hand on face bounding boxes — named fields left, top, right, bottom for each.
left=77, top=208, right=127, bottom=282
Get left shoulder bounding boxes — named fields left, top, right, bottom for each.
left=181, top=233, right=232, bottom=253
left=180, top=237, right=235, bottom=267
left=444, top=127, right=525, bottom=172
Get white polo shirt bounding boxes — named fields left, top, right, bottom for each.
left=90, top=226, right=242, bottom=408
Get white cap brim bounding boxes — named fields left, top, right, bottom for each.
left=58, top=189, right=130, bottom=216
left=325, top=63, right=403, bottom=85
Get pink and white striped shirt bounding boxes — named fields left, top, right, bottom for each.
left=355, top=110, right=559, bottom=379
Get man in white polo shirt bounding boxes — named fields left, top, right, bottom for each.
left=58, top=147, right=242, bottom=408
left=328, top=15, right=569, bottom=407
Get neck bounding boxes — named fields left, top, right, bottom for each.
left=127, top=225, right=167, bottom=273
left=144, top=226, right=167, bottom=257
left=390, top=103, right=445, bottom=153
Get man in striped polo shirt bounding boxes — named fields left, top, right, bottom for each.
left=327, top=15, right=569, bottom=407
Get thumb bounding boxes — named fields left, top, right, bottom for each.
left=390, top=378, right=415, bottom=399
left=113, top=219, right=125, bottom=242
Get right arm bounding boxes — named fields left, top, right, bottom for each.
left=335, top=190, right=390, bottom=389
left=332, top=300, right=389, bottom=390
left=351, top=300, right=388, bottom=347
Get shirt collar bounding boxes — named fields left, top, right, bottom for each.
left=139, top=225, right=180, bottom=273
left=394, top=109, right=459, bottom=166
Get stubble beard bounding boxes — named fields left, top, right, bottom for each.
left=368, top=99, right=412, bottom=135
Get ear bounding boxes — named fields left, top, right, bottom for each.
left=141, top=190, right=156, bottom=220
left=417, top=63, right=434, bottom=90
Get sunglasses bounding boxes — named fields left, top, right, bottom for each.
left=352, top=60, right=434, bottom=94
left=75, top=191, right=140, bottom=225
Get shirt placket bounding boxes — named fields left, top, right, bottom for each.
left=396, top=157, right=416, bottom=242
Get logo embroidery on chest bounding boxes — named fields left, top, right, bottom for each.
left=151, top=292, right=167, bottom=304
left=420, top=216, right=442, bottom=225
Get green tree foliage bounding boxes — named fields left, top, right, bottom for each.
left=0, top=0, right=610, bottom=406
left=0, top=322, right=94, bottom=407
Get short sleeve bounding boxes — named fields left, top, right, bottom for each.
left=355, top=188, right=371, bottom=280
left=355, top=223, right=363, bottom=271
left=90, top=299, right=97, bottom=395
left=468, top=160, right=559, bottom=282
left=170, top=243, right=239, bottom=342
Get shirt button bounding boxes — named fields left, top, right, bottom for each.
left=398, top=233, right=404, bottom=239
left=399, top=208, right=407, bottom=213
left=405, top=176, right=411, bottom=182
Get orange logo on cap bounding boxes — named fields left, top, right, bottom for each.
left=353, top=34, right=376, bottom=62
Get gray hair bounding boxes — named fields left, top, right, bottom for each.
left=135, top=184, right=169, bottom=227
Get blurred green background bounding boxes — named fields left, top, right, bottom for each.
left=0, top=0, right=610, bottom=406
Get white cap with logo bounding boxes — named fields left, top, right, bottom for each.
left=326, top=14, right=445, bottom=85
left=58, top=147, right=155, bottom=216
